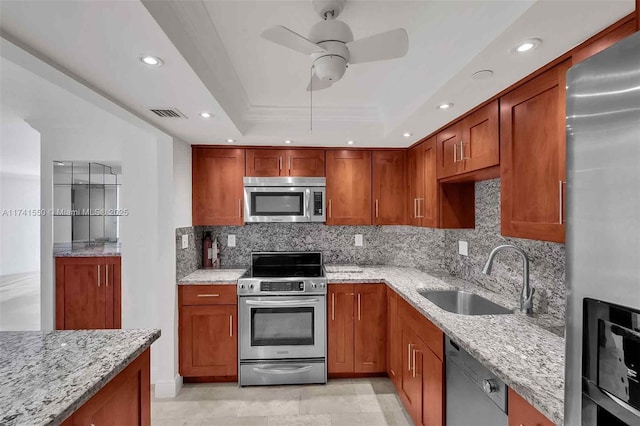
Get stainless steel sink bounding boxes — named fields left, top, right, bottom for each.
left=418, top=290, right=513, bottom=315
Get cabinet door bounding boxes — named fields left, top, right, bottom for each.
left=407, top=145, right=423, bottom=226
left=420, top=345, right=444, bottom=426
left=461, top=100, right=499, bottom=173
left=500, top=61, right=569, bottom=243
left=192, top=148, right=245, bottom=225
left=179, top=305, right=237, bottom=377
left=354, top=284, right=386, bottom=373
left=286, top=149, right=325, bottom=177
left=56, top=258, right=106, bottom=330
left=372, top=150, right=406, bottom=225
left=328, top=284, right=355, bottom=374
left=420, top=137, right=439, bottom=228
left=399, top=325, right=422, bottom=425
left=246, top=149, right=286, bottom=177
left=104, top=257, right=121, bottom=329
left=326, top=150, right=372, bottom=225
left=436, top=122, right=463, bottom=179
left=386, top=288, right=402, bottom=388
left=508, top=388, right=553, bottom=426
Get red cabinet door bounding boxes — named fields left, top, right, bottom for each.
left=56, top=258, right=106, bottom=330
left=326, top=150, right=372, bottom=225
left=327, top=284, right=355, bottom=374
left=372, top=150, right=406, bottom=225
left=354, top=284, right=386, bottom=373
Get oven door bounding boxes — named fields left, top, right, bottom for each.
left=239, top=295, right=326, bottom=360
left=244, top=187, right=311, bottom=223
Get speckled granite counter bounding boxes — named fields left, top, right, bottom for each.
left=176, top=266, right=565, bottom=424
left=0, top=329, right=160, bottom=426
left=53, top=243, right=121, bottom=257
left=178, top=269, right=246, bottom=284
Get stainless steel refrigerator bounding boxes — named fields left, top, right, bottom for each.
left=565, top=32, right=640, bottom=425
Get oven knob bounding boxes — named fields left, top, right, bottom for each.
left=311, top=283, right=317, bottom=289
left=249, top=284, right=254, bottom=290
left=482, top=379, right=498, bottom=394
left=239, top=284, right=245, bottom=290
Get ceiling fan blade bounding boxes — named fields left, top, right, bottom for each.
left=306, top=73, right=333, bottom=91
left=346, top=28, right=408, bottom=64
left=261, top=25, right=326, bottom=55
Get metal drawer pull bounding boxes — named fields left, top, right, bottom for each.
left=460, top=141, right=467, bottom=160
left=328, top=199, right=332, bottom=218
left=97, top=265, right=100, bottom=287
left=253, top=365, right=313, bottom=375
left=413, top=198, right=417, bottom=219
left=288, top=157, right=291, bottom=171
left=408, top=344, right=413, bottom=371
left=279, top=157, right=282, bottom=170
left=197, top=294, right=220, bottom=297
left=331, top=293, right=335, bottom=321
left=417, top=198, right=424, bottom=218
left=229, top=315, right=233, bottom=337
left=106, top=265, right=109, bottom=287
left=453, top=143, right=457, bottom=163
left=412, top=349, right=417, bottom=378
left=375, top=199, right=379, bottom=218
left=357, top=293, right=361, bottom=320
left=246, top=299, right=319, bottom=306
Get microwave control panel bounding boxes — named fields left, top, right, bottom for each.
left=313, top=192, right=323, bottom=216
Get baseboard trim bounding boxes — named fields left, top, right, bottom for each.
left=154, top=374, right=183, bottom=398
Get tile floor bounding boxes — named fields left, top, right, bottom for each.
left=152, top=378, right=412, bottom=426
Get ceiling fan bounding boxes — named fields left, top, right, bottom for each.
left=261, top=0, right=409, bottom=91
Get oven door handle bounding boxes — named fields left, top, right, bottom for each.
left=583, top=378, right=640, bottom=424
left=253, top=365, right=314, bottom=375
left=245, top=299, right=320, bottom=306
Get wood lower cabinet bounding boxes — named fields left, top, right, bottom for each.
left=500, top=61, right=570, bottom=243
left=192, top=148, right=245, bottom=226
left=508, top=388, right=554, bottom=426
left=63, top=349, right=150, bottom=426
left=56, top=256, right=121, bottom=330
left=245, top=149, right=325, bottom=177
left=372, top=150, right=406, bottom=225
left=386, top=288, right=401, bottom=388
left=325, top=150, right=372, bottom=225
left=328, top=284, right=386, bottom=375
left=179, top=285, right=237, bottom=379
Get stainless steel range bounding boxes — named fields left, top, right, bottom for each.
left=237, top=252, right=327, bottom=386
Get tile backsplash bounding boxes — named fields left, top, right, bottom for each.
left=176, top=178, right=566, bottom=320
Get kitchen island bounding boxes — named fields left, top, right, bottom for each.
left=0, top=329, right=160, bottom=426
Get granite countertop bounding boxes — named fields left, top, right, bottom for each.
left=178, top=266, right=565, bottom=424
left=0, top=329, right=160, bottom=426
left=53, top=243, right=121, bottom=257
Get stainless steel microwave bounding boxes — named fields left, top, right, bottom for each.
left=243, top=177, right=326, bottom=223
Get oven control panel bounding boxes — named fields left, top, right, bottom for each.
left=261, top=281, right=304, bottom=292
left=238, top=279, right=327, bottom=295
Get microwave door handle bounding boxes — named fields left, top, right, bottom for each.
left=245, top=299, right=320, bottom=306
left=253, top=365, right=314, bottom=375
left=306, top=189, right=311, bottom=219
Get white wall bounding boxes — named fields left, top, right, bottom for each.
left=173, top=139, right=192, bottom=228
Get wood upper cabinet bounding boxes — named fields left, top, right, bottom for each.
left=372, top=150, right=406, bottom=225
left=55, top=256, right=121, bottom=330
left=325, top=150, right=372, bottom=225
left=192, top=148, right=245, bottom=226
left=407, top=145, right=423, bottom=226
left=245, top=149, right=325, bottom=177
left=179, top=285, right=237, bottom=378
left=572, top=19, right=636, bottom=64
left=500, top=61, right=570, bottom=243
left=328, top=283, right=386, bottom=375
left=437, top=101, right=499, bottom=179
left=65, top=349, right=150, bottom=426
left=508, top=388, right=553, bottom=426
left=408, top=138, right=438, bottom=228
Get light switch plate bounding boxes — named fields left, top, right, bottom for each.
left=458, top=240, right=469, bottom=256
left=355, top=234, right=363, bottom=247
left=181, top=234, right=189, bottom=249
left=228, top=234, right=236, bottom=247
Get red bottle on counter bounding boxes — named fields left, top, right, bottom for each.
left=202, top=232, right=213, bottom=268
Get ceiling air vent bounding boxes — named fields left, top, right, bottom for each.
left=148, top=108, right=188, bottom=119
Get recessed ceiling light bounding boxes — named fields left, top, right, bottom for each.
left=284, top=140, right=292, bottom=144
left=199, top=112, right=212, bottom=118
left=472, top=70, right=494, bottom=80
left=511, top=38, right=542, bottom=54
left=346, top=140, right=355, bottom=145
left=437, top=103, right=454, bottom=110
left=140, top=56, right=163, bottom=66
left=226, top=139, right=236, bottom=143
left=402, top=132, right=413, bottom=138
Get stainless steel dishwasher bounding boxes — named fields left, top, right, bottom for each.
left=446, top=337, right=508, bottom=426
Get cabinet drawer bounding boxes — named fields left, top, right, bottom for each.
left=179, top=285, right=237, bottom=305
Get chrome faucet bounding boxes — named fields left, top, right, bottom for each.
left=482, top=244, right=535, bottom=315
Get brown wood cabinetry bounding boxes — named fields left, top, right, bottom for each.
left=372, top=150, right=406, bottom=225
left=572, top=19, right=636, bottom=64
left=508, top=388, right=554, bottom=426
left=500, top=61, right=570, bottom=243
left=63, top=349, right=150, bottom=426
left=245, top=149, right=325, bottom=177
left=55, top=256, right=121, bottom=330
left=192, top=148, right=245, bottom=226
left=325, top=150, right=372, bottom=225
left=386, top=288, right=401, bottom=388
left=179, top=285, right=237, bottom=379
left=328, top=284, right=386, bottom=375
left=437, top=101, right=499, bottom=180
left=408, top=137, right=438, bottom=228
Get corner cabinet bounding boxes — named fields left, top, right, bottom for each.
left=327, top=283, right=386, bottom=375
left=192, top=148, right=245, bottom=226
left=500, top=61, right=570, bottom=243
left=246, top=149, right=325, bottom=177
left=55, top=256, right=121, bottom=330
left=325, top=150, right=372, bottom=225
left=178, top=285, right=237, bottom=380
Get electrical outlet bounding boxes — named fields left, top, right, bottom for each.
left=458, top=240, right=469, bottom=256
left=355, top=234, right=363, bottom=247
left=228, top=234, right=236, bottom=247
left=181, top=234, right=189, bottom=249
